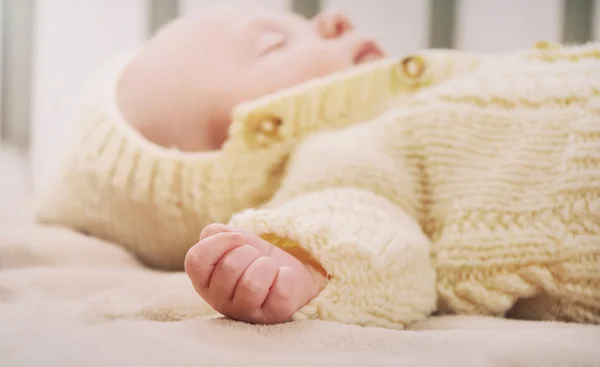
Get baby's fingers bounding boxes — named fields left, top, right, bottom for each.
left=260, top=266, right=302, bottom=323
left=209, top=245, right=261, bottom=301
left=199, top=224, right=272, bottom=256
left=199, top=223, right=231, bottom=240
left=185, top=232, right=245, bottom=290
left=232, top=257, right=279, bottom=321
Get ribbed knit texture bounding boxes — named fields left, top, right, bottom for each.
left=35, top=54, right=432, bottom=270
left=36, top=43, right=600, bottom=328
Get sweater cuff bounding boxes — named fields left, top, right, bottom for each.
left=228, top=188, right=436, bottom=329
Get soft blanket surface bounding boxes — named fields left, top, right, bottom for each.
left=1, top=150, right=600, bottom=367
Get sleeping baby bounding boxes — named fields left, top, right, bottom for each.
left=36, top=5, right=600, bottom=329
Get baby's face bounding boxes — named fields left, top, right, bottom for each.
left=218, top=7, right=383, bottom=99
left=118, top=6, right=384, bottom=151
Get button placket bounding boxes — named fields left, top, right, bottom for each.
left=534, top=40, right=562, bottom=50
left=531, top=40, right=565, bottom=62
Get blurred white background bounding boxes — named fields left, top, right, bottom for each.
left=1, top=0, right=599, bottom=194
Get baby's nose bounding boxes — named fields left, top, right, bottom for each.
left=313, top=9, right=354, bottom=39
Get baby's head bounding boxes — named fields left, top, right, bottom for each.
left=117, top=5, right=384, bottom=152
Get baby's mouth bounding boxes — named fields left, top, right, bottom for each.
left=354, top=40, right=384, bottom=64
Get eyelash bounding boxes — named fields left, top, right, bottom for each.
left=261, top=31, right=288, bottom=54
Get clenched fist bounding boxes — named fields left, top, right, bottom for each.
left=185, top=224, right=326, bottom=324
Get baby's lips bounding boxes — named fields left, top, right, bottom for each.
left=354, top=39, right=385, bottom=64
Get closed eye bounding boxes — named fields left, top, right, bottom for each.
left=256, top=30, right=288, bottom=55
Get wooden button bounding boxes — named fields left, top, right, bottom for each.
left=245, top=112, right=283, bottom=148
left=401, top=55, right=426, bottom=78
left=396, top=54, right=427, bottom=88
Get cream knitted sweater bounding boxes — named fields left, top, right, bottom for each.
left=36, top=42, right=600, bottom=329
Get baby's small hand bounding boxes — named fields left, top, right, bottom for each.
left=185, top=224, right=325, bottom=324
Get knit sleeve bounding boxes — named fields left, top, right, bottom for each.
left=228, top=120, right=436, bottom=329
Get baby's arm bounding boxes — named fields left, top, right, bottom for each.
left=228, top=120, right=435, bottom=329
left=231, top=191, right=434, bottom=330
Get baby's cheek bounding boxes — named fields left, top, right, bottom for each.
left=274, top=45, right=351, bottom=86
left=235, top=49, right=350, bottom=106
left=304, top=52, right=352, bottom=80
